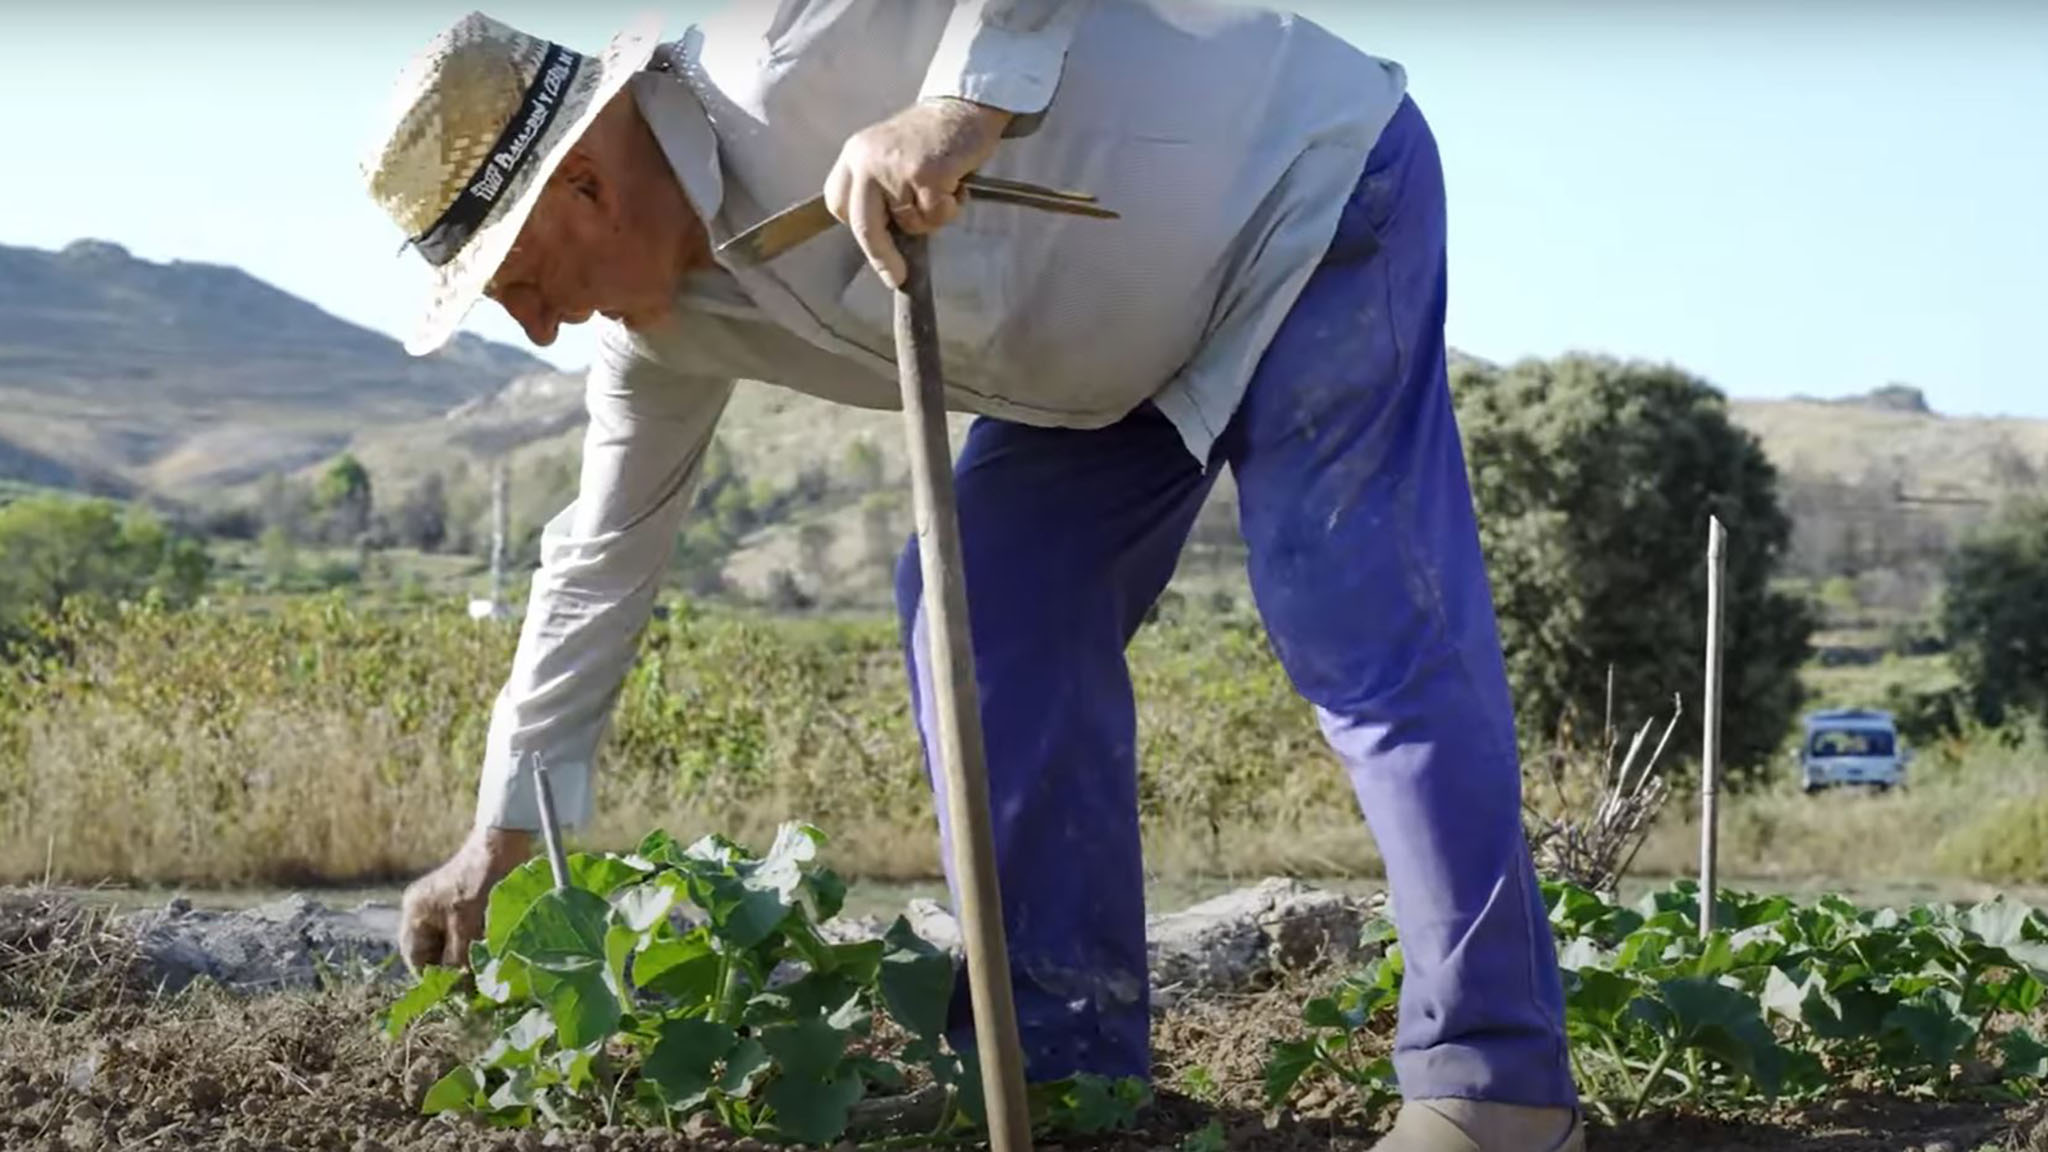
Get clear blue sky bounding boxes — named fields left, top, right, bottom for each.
left=3, top=1, right=2042, bottom=416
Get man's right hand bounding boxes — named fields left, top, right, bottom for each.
left=398, top=825, right=535, bottom=973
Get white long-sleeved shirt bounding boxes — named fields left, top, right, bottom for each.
left=474, top=0, right=1409, bottom=831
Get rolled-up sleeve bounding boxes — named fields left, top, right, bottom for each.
left=917, top=0, right=1090, bottom=135
left=473, top=335, right=735, bottom=832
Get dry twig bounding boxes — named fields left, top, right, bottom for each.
left=1524, top=678, right=1683, bottom=898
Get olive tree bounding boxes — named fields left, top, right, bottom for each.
left=1451, top=353, right=1813, bottom=780
left=1942, top=498, right=2048, bottom=728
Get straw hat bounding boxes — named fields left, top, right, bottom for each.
left=363, top=10, right=662, bottom=356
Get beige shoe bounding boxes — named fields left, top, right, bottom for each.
left=1371, top=1099, right=1585, bottom=1151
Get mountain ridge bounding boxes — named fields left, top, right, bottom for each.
left=0, top=238, right=549, bottom=494
left=2, top=237, right=2040, bottom=607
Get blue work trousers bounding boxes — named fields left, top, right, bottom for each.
left=893, top=97, right=1576, bottom=1109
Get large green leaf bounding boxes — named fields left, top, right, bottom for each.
left=479, top=1008, right=556, bottom=1070
left=505, top=888, right=610, bottom=967
left=484, top=858, right=556, bottom=955
left=1565, top=967, right=1641, bottom=1032
left=879, top=916, right=956, bottom=1040
left=1882, top=993, right=1979, bottom=1076
left=1760, top=967, right=1817, bottom=1026
left=1807, top=984, right=1897, bottom=1042
left=604, top=925, right=638, bottom=997
left=772, top=969, right=868, bottom=1024
left=760, top=1015, right=851, bottom=1084
left=764, top=1070, right=864, bottom=1145
left=421, top=1065, right=481, bottom=1115
left=1997, top=970, right=2047, bottom=1016
left=635, top=827, right=681, bottom=861
left=808, top=866, right=849, bottom=924
left=1692, top=932, right=1737, bottom=979
left=1727, top=923, right=1790, bottom=969
left=635, top=931, right=721, bottom=1003
left=528, top=958, right=621, bottom=1049
left=1550, top=884, right=1610, bottom=936
left=850, top=1055, right=906, bottom=1092
left=613, top=874, right=687, bottom=934
left=544, top=1044, right=599, bottom=1093
left=1302, top=996, right=1349, bottom=1031
left=1615, top=928, right=1680, bottom=975
left=2000, top=1027, right=2048, bottom=1079
left=1966, top=903, right=2048, bottom=976
left=1334, top=969, right=1398, bottom=1025
left=685, top=867, right=794, bottom=950
left=569, top=852, right=648, bottom=898
left=1263, top=1038, right=1319, bottom=1109
left=1634, top=977, right=1787, bottom=1094
left=826, top=938, right=885, bottom=984
left=645, top=1018, right=736, bottom=1108
left=1556, top=936, right=1610, bottom=972
left=383, top=965, right=464, bottom=1039
left=1964, top=897, right=2035, bottom=950
left=475, top=953, right=530, bottom=1005
left=486, top=1066, right=537, bottom=1112
left=720, top=1037, right=772, bottom=1097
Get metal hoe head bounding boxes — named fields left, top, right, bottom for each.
left=717, top=173, right=1117, bottom=267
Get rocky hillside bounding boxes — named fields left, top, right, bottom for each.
left=342, top=354, right=2048, bottom=609
left=1730, top=385, right=2048, bottom=499
left=7, top=235, right=2038, bottom=611
left=0, top=239, right=547, bottom=495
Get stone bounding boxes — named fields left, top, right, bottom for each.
left=903, top=898, right=963, bottom=955
left=97, top=878, right=1376, bottom=1011
left=120, top=897, right=400, bottom=995
left=1146, top=878, right=1379, bottom=1010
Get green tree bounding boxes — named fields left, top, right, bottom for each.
left=1451, top=353, right=1813, bottom=779
left=0, top=495, right=210, bottom=640
left=317, top=454, right=374, bottom=543
left=392, top=471, right=449, bottom=551
left=1941, top=498, right=2048, bottom=728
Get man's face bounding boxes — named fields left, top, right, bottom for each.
left=483, top=159, right=678, bottom=346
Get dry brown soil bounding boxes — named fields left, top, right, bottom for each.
left=3, top=890, right=2042, bottom=1152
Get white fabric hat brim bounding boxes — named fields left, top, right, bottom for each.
left=404, top=12, right=663, bottom=357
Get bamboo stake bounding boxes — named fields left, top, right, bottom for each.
left=891, top=231, right=1033, bottom=1152
left=1700, top=517, right=1727, bottom=937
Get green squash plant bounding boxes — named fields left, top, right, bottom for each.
left=381, top=822, right=1148, bottom=1145
left=1268, top=879, right=2048, bottom=1126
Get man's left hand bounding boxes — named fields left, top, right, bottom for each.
left=824, top=98, right=1012, bottom=288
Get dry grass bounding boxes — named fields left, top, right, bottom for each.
left=0, top=889, right=148, bottom=1018
left=0, top=600, right=1368, bottom=888
left=1633, top=719, right=2048, bottom=887
left=7, top=597, right=2045, bottom=895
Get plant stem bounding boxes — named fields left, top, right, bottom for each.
left=1599, top=1033, right=1641, bottom=1101
left=1629, top=1042, right=1680, bottom=1121
left=712, top=950, right=743, bottom=1026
